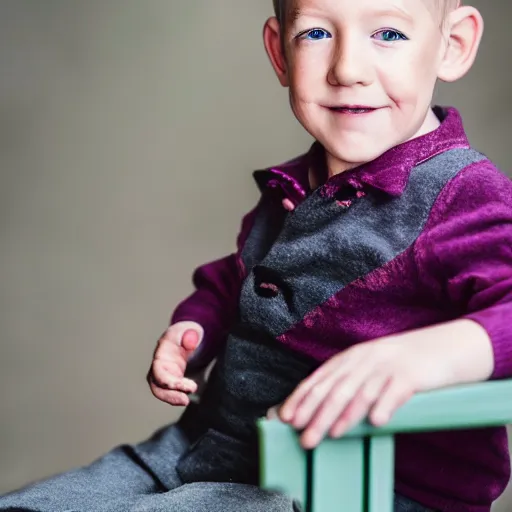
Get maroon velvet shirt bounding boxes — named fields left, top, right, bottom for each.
left=172, top=107, right=512, bottom=511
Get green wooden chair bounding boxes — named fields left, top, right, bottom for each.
left=258, top=380, right=512, bottom=512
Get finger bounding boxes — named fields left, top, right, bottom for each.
left=149, top=369, right=198, bottom=393
left=299, top=374, right=368, bottom=449
left=161, top=325, right=181, bottom=343
left=152, top=356, right=187, bottom=380
left=154, top=349, right=189, bottom=380
left=292, top=356, right=375, bottom=432
left=154, top=340, right=186, bottom=365
left=290, top=372, right=349, bottom=430
left=150, top=384, right=191, bottom=407
left=150, top=359, right=184, bottom=385
left=267, top=406, right=280, bottom=420
left=280, top=356, right=354, bottom=423
left=369, top=376, right=414, bottom=427
left=330, top=374, right=390, bottom=438
left=153, top=328, right=179, bottom=357
left=279, top=366, right=336, bottom=422
left=182, top=329, right=200, bottom=353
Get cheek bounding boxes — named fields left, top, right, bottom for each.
left=377, top=46, right=440, bottom=108
left=287, top=70, right=317, bottom=122
left=288, top=51, right=328, bottom=101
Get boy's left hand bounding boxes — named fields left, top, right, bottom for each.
left=277, top=323, right=492, bottom=449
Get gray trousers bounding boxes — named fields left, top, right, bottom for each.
left=0, top=423, right=435, bottom=512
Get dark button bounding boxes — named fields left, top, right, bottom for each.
left=253, top=265, right=283, bottom=298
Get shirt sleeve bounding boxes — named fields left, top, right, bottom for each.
left=421, top=160, right=512, bottom=379
left=171, top=205, right=259, bottom=368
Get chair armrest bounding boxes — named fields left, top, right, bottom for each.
left=258, top=380, right=512, bottom=506
left=344, top=379, right=512, bottom=437
left=258, top=380, right=512, bottom=443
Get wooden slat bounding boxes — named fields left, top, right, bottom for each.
left=311, top=437, right=364, bottom=512
left=367, top=435, right=394, bottom=512
left=257, top=419, right=308, bottom=506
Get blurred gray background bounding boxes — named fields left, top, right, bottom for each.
left=0, top=0, right=510, bottom=509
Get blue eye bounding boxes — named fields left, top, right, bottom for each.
left=302, top=28, right=331, bottom=40
left=373, top=29, right=408, bottom=42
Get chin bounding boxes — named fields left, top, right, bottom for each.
left=317, top=125, right=397, bottom=163
left=325, top=143, right=391, bottom=168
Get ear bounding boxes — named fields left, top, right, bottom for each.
left=438, top=6, right=484, bottom=82
left=263, top=17, right=289, bottom=87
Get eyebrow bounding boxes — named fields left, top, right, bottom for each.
left=289, top=6, right=302, bottom=24
left=369, top=6, right=415, bottom=23
left=288, top=5, right=415, bottom=25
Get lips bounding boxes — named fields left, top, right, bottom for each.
left=328, top=105, right=379, bottom=114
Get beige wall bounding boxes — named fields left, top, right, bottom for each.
left=0, top=0, right=510, bottom=508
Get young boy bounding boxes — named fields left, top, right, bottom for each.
left=2, top=1, right=511, bottom=511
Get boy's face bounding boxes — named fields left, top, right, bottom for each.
left=273, top=0, right=452, bottom=169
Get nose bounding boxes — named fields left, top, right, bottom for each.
left=327, top=34, right=372, bottom=87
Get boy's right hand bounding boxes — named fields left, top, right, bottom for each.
left=147, top=321, right=204, bottom=407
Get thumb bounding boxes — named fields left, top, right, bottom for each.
left=182, top=328, right=200, bottom=353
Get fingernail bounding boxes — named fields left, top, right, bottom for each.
left=267, top=407, right=278, bottom=420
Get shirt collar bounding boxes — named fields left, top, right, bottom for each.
left=254, top=106, right=470, bottom=202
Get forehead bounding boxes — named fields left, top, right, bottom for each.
left=279, top=0, right=447, bottom=22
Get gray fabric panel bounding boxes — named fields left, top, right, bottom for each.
left=240, top=148, right=486, bottom=337
left=0, top=419, right=434, bottom=512
left=241, top=194, right=287, bottom=272
left=0, top=424, right=297, bottom=512
left=176, top=333, right=316, bottom=486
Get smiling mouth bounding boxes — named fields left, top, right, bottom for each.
left=328, top=106, right=380, bottom=114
